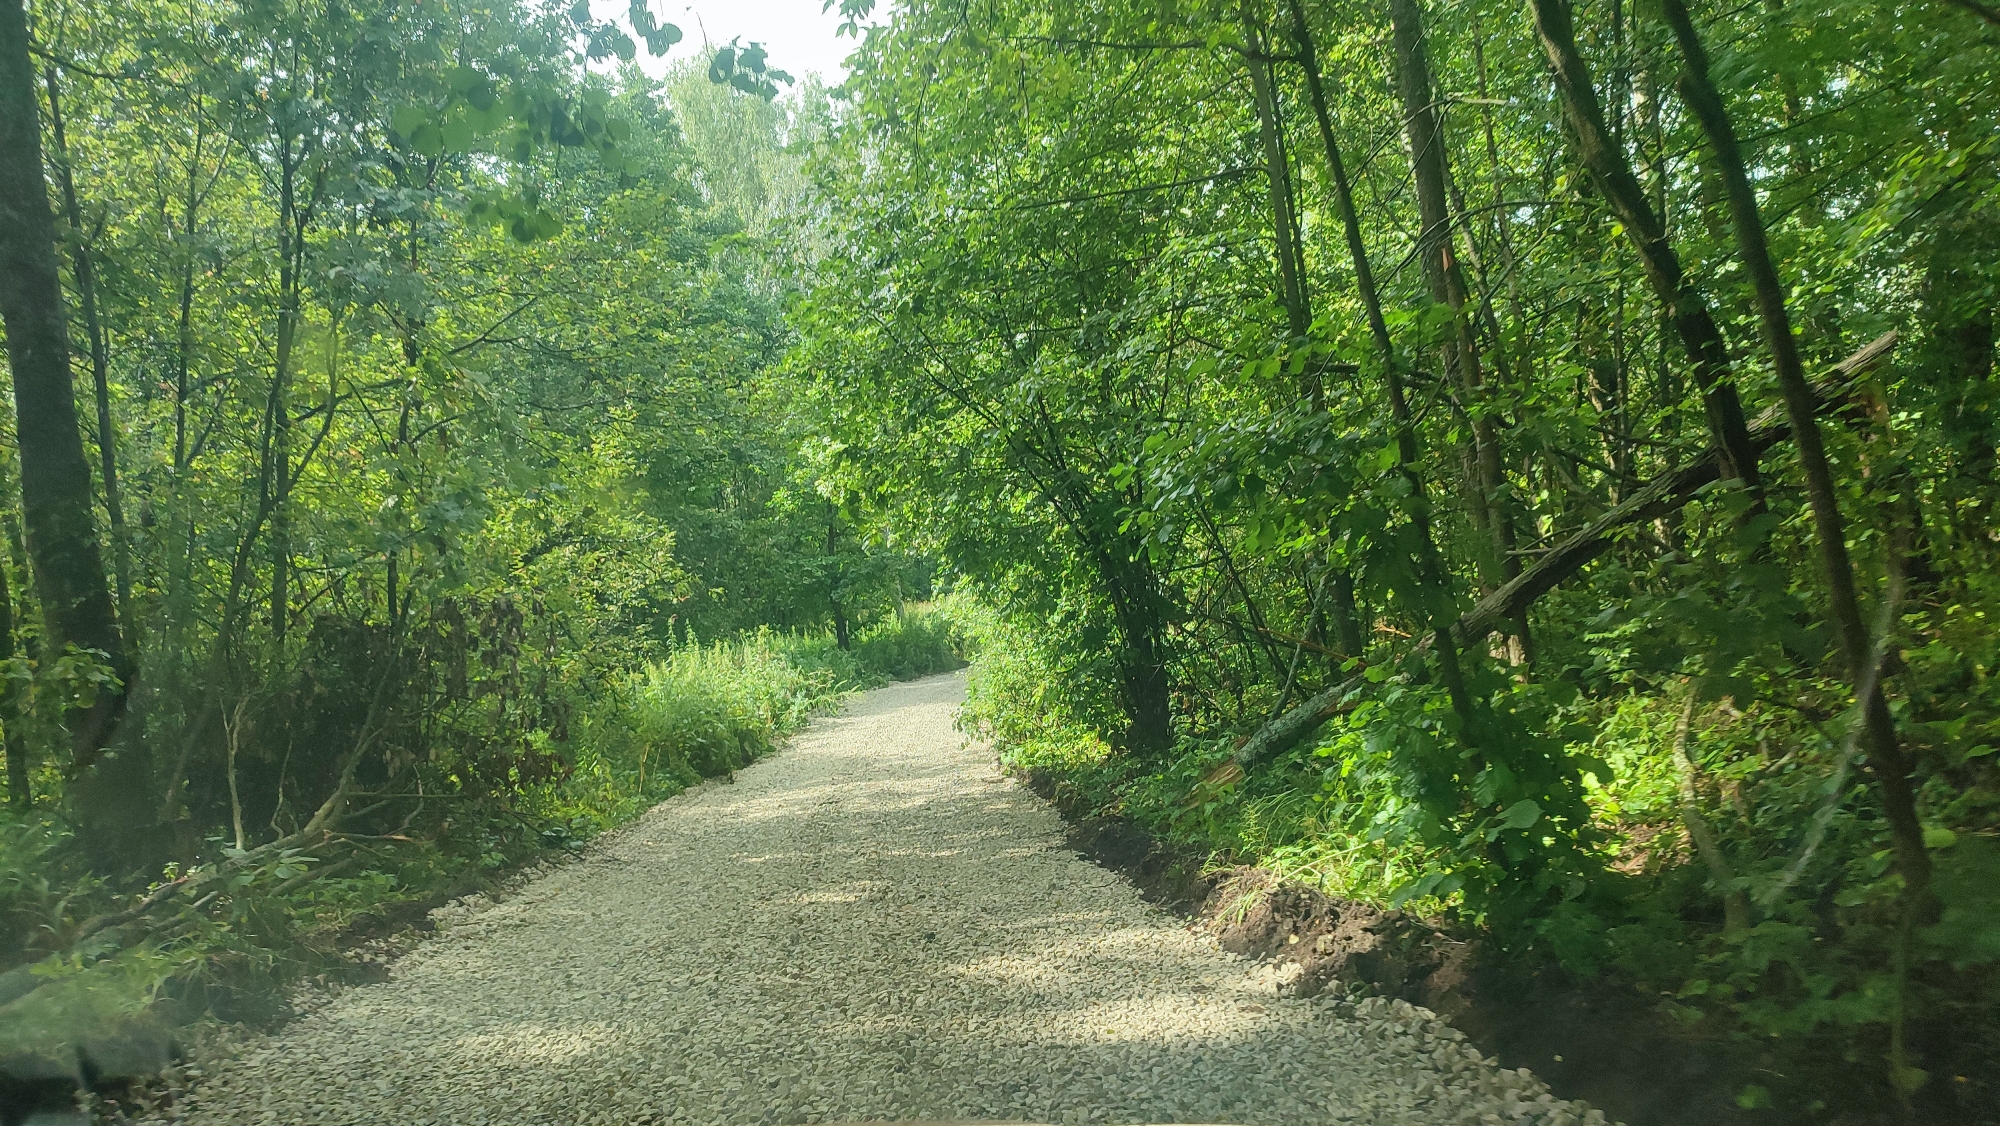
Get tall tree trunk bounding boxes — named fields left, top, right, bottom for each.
left=1110, top=567, right=1174, bottom=757
left=1389, top=0, right=1529, bottom=661
left=0, top=516, right=24, bottom=811
left=1528, top=0, right=1765, bottom=496
left=270, top=145, right=300, bottom=647
left=0, top=0, right=130, bottom=768
left=164, top=115, right=208, bottom=654
left=43, top=65, right=131, bottom=631
left=825, top=508, right=850, bottom=651
left=1326, top=570, right=1366, bottom=656
left=1469, top=14, right=1532, bottom=383
left=1284, top=0, right=1474, bottom=722
left=1241, top=3, right=1311, bottom=351
left=1659, top=0, right=1930, bottom=906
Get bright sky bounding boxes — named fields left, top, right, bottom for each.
left=590, top=0, right=867, bottom=84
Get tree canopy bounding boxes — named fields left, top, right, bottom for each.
left=1, top=0, right=1997, bottom=1117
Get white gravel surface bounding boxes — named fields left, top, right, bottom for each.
left=158, top=672, right=1611, bottom=1126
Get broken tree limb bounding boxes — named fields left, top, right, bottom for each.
left=1226, top=669, right=1369, bottom=771
left=1227, top=332, right=1897, bottom=773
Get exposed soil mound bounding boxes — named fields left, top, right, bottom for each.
left=1199, top=868, right=1463, bottom=1003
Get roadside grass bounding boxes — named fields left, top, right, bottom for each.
left=0, top=605, right=974, bottom=1081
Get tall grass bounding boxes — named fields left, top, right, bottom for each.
left=852, top=608, right=968, bottom=681
left=563, top=605, right=973, bottom=823
left=627, top=632, right=847, bottom=784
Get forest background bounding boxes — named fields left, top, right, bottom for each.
left=1, top=0, right=1998, bottom=1122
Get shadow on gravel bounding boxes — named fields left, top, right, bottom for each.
left=1018, top=766, right=1757, bottom=1126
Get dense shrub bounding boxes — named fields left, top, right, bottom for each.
left=852, top=608, right=971, bottom=682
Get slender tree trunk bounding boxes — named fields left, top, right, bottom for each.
left=1327, top=570, right=1366, bottom=656
left=1111, top=569, right=1174, bottom=756
left=270, top=147, right=300, bottom=647
left=386, top=389, right=414, bottom=628
left=1241, top=3, right=1312, bottom=354
left=1471, top=15, right=1531, bottom=383
left=825, top=508, right=851, bottom=651
left=0, top=523, right=24, bottom=811
left=1389, top=0, right=1529, bottom=662
left=43, top=65, right=131, bottom=631
left=1244, top=7, right=1374, bottom=659
left=1284, top=0, right=1474, bottom=722
left=0, top=0, right=130, bottom=769
left=1659, top=0, right=1930, bottom=904
left=1528, top=0, right=1764, bottom=496
left=1444, top=163, right=1516, bottom=387
left=164, top=120, right=207, bottom=653
left=1387, top=0, right=1509, bottom=565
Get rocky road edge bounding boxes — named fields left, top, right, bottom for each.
left=1025, top=767, right=1762, bottom=1126
left=12, top=776, right=748, bottom=1126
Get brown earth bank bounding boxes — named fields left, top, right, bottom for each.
left=1019, top=766, right=1759, bottom=1126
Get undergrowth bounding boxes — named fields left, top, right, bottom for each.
left=960, top=607, right=2000, bottom=1123
left=0, top=606, right=971, bottom=1072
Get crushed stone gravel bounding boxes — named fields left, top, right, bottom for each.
left=152, top=672, right=1615, bottom=1126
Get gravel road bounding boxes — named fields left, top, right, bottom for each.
left=160, top=672, right=1610, bottom=1126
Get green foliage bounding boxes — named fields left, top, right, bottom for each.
left=0, top=0, right=942, bottom=1077
left=619, top=633, right=852, bottom=788
left=808, top=0, right=2000, bottom=1114
left=0, top=601, right=974, bottom=1063
left=852, top=610, right=970, bottom=682
left=4, top=0, right=1999, bottom=1113
left=0, top=819, right=103, bottom=969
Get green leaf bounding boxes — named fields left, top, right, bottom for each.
left=1500, top=799, right=1542, bottom=830
left=441, top=118, right=475, bottom=153
left=391, top=105, right=429, bottom=137
left=709, top=46, right=737, bottom=83
left=410, top=123, right=446, bottom=158
left=1735, top=1085, right=1772, bottom=1109
left=645, top=24, right=683, bottom=55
